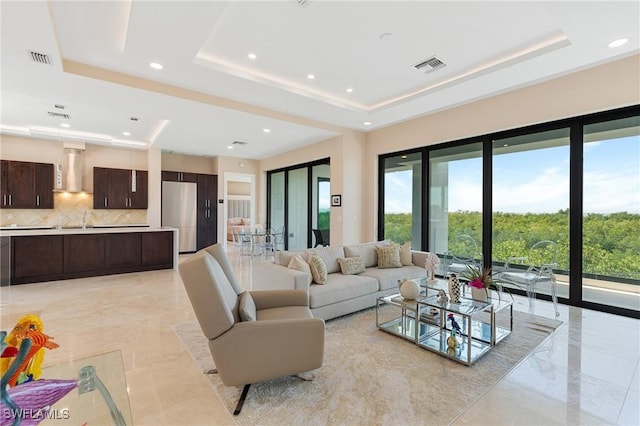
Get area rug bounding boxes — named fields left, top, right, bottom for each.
left=173, top=307, right=562, bottom=426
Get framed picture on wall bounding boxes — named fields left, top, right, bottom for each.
left=331, top=195, right=341, bottom=207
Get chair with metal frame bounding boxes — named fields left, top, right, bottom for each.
left=312, top=229, right=330, bottom=247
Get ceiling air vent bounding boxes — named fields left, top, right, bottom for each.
left=29, top=51, right=52, bottom=65
left=413, top=56, right=447, bottom=74
left=232, top=141, right=247, bottom=146
left=47, top=111, right=70, bottom=119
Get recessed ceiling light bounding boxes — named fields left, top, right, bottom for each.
left=363, top=121, right=372, bottom=126
left=123, top=131, right=131, bottom=136
left=130, top=117, right=139, bottom=121
left=608, top=38, right=628, bottom=48
left=379, top=32, right=393, bottom=41
left=149, top=62, right=163, bottom=70
left=227, top=145, right=234, bottom=150
left=346, top=88, right=353, bottom=93
left=307, top=74, right=315, bottom=80
left=263, top=128, right=271, bottom=133
left=248, top=53, right=257, bottom=60
left=60, top=123, right=70, bottom=128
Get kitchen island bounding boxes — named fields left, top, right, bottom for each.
left=0, top=226, right=178, bottom=285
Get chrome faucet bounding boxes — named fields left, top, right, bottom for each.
left=82, top=211, right=88, bottom=231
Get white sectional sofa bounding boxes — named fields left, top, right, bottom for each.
left=252, top=242, right=428, bottom=320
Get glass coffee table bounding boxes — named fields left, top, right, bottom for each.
left=37, top=350, right=132, bottom=425
left=376, top=290, right=512, bottom=366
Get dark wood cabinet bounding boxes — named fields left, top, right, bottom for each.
left=162, top=171, right=197, bottom=182
left=63, top=234, right=105, bottom=273
left=130, top=170, right=148, bottom=209
left=12, top=235, right=63, bottom=280
left=141, top=232, right=173, bottom=267
left=0, top=160, right=54, bottom=208
left=11, top=231, right=174, bottom=284
left=105, top=233, right=141, bottom=268
left=94, top=167, right=148, bottom=209
left=34, top=163, right=54, bottom=208
left=196, top=173, right=218, bottom=250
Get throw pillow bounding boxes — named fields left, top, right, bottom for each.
left=288, top=254, right=313, bottom=285
left=376, top=244, right=402, bottom=269
left=238, top=291, right=256, bottom=322
left=399, top=241, right=413, bottom=266
left=308, top=254, right=328, bottom=284
left=337, top=256, right=366, bottom=275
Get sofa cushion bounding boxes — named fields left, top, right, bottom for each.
left=228, top=217, right=242, bottom=225
left=344, top=241, right=388, bottom=268
left=307, top=246, right=345, bottom=274
left=238, top=291, right=256, bottom=322
left=288, top=255, right=312, bottom=285
left=276, top=250, right=308, bottom=267
left=376, top=244, right=402, bottom=268
left=360, top=266, right=427, bottom=291
left=308, top=274, right=379, bottom=308
left=308, top=254, right=328, bottom=285
left=399, top=241, right=413, bottom=266
left=337, top=256, right=366, bottom=275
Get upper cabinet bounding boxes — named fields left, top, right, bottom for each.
left=0, top=160, right=54, bottom=209
left=93, top=167, right=148, bottom=209
left=161, top=171, right=197, bottom=183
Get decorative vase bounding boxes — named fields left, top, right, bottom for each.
left=448, top=274, right=461, bottom=303
left=471, top=286, right=488, bottom=303
left=399, top=279, right=421, bottom=300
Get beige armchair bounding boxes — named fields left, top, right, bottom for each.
left=178, top=243, right=325, bottom=415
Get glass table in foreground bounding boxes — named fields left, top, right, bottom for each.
left=37, top=350, right=132, bottom=425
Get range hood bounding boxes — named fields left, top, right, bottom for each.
left=55, top=142, right=87, bottom=193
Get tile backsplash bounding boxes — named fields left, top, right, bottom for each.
left=0, top=193, right=147, bottom=228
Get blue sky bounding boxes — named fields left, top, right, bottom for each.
left=385, top=135, right=640, bottom=215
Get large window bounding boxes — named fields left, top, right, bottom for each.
left=583, top=116, right=640, bottom=310
left=267, top=159, right=330, bottom=250
left=429, top=143, right=483, bottom=265
left=492, top=128, right=570, bottom=301
left=378, top=105, right=639, bottom=318
left=381, top=152, right=422, bottom=247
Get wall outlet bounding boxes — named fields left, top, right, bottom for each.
left=126, top=213, right=131, bottom=219
left=6, top=214, right=13, bottom=219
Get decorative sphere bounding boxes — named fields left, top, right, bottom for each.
left=399, top=279, right=421, bottom=300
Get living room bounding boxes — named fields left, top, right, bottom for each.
left=1, top=1, right=639, bottom=425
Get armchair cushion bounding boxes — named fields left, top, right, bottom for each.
left=238, top=291, right=256, bottom=322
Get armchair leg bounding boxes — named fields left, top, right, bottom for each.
left=233, top=384, right=251, bottom=415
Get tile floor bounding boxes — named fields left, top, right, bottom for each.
left=1, top=244, right=638, bottom=425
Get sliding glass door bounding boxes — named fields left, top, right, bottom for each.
left=380, top=152, right=422, bottom=247
left=582, top=116, right=640, bottom=310
left=492, top=128, right=571, bottom=301
left=267, top=159, right=330, bottom=250
left=428, top=143, right=483, bottom=264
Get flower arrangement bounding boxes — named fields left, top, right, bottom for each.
left=424, top=253, right=440, bottom=282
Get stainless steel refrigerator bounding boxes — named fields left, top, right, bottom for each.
left=162, top=181, right=197, bottom=252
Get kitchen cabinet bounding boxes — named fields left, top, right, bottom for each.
left=141, top=232, right=173, bottom=267
left=94, top=167, right=148, bottom=209
left=10, top=230, right=174, bottom=284
left=12, top=235, right=63, bottom=281
left=63, top=234, right=105, bottom=273
left=196, top=173, right=218, bottom=250
left=162, top=171, right=197, bottom=183
left=0, top=160, right=54, bottom=208
left=105, top=233, right=142, bottom=268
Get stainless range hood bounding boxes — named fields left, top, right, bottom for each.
left=55, top=142, right=87, bottom=193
